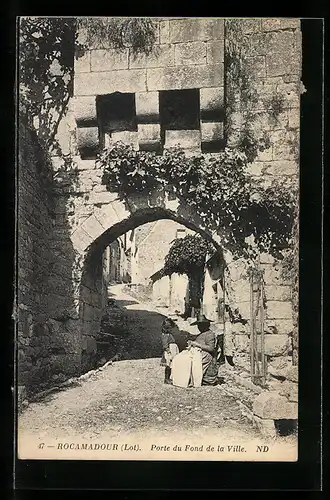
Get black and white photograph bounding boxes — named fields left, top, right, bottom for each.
left=16, top=16, right=305, bottom=462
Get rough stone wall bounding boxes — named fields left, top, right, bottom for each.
left=152, top=275, right=171, bottom=308
left=17, top=119, right=82, bottom=396
left=224, top=18, right=301, bottom=360
left=73, top=18, right=225, bottom=157
left=80, top=249, right=108, bottom=371
left=24, top=19, right=301, bottom=418
left=67, top=19, right=301, bottom=381
left=222, top=19, right=301, bottom=419
left=134, top=220, right=192, bottom=284
left=17, top=120, right=55, bottom=394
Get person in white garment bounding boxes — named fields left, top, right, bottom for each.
left=172, top=314, right=218, bottom=388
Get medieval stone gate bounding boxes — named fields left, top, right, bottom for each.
left=18, top=19, right=301, bottom=424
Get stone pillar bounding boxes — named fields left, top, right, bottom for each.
left=77, top=126, right=99, bottom=159
left=136, top=91, right=161, bottom=151
left=200, top=87, right=225, bottom=151
left=73, top=96, right=100, bottom=159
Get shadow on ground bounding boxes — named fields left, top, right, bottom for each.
left=99, top=294, right=189, bottom=363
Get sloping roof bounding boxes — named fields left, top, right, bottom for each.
left=149, top=267, right=165, bottom=282
left=134, top=222, right=157, bottom=247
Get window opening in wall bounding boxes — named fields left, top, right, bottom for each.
left=159, top=89, right=200, bottom=146
left=96, top=92, right=137, bottom=148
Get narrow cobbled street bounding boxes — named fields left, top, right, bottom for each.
left=18, top=285, right=296, bottom=460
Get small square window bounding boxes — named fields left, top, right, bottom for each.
left=96, top=92, right=137, bottom=146
left=159, top=89, right=200, bottom=132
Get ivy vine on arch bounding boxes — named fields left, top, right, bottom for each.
left=97, top=142, right=298, bottom=264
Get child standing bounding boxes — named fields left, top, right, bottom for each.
left=160, top=317, right=179, bottom=384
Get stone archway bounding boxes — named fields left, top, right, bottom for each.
left=71, top=188, right=227, bottom=372
left=71, top=188, right=223, bottom=255
left=60, top=181, right=294, bottom=380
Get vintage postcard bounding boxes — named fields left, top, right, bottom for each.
left=16, top=17, right=303, bottom=462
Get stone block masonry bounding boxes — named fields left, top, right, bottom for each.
left=73, top=18, right=225, bottom=157
left=253, top=391, right=298, bottom=420
left=225, top=19, right=301, bottom=366
left=18, top=120, right=82, bottom=397
left=18, top=18, right=301, bottom=402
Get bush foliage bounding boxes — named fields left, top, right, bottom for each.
left=98, top=142, right=298, bottom=261
left=163, top=234, right=214, bottom=278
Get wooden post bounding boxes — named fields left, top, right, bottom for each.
left=250, top=272, right=255, bottom=378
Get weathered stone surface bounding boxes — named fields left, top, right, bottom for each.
left=138, top=124, right=161, bottom=151
left=241, top=19, right=262, bottom=34
left=169, top=18, right=224, bottom=43
left=71, top=227, right=93, bottom=252
left=260, top=253, right=276, bottom=265
left=79, top=214, right=105, bottom=241
left=234, top=302, right=250, bottom=319
left=164, top=130, right=201, bottom=150
left=285, top=365, right=298, bottom=382
left=256, top=147, right=273, bottom=162
left=278, top=380, right=298, bottom=402
left=253, top=415, right=277, bottom=438
left=136, top=91, right=159, bottom=123
left=277, top=82, right=301, bottom=108
left=246, top=55, right=266, bottom=77
left=265, top=160, right=298, bottom=176
left=174, top=41, right=207, bottom=66
left=227, top=259, right=248, bottom=282
left=262, top=19, right=283, bottom=32
left=287, top=386, right=298, bottom=402
left=253, top=391, right=298, bottom=419
left=264, top=285, right=291, bottom=301
left=287, top=108, right=300, bottom=128
left=244, top=33, right=268, bottom=56
left=281, top=19, right=301, bottom=30
left=76, top=159, right=96, bottom=171
left=110, top=199, right=131, bottom=222
left=83, top=336, right=97, bottom=354
left=273, top=138, right=299, bottom=163
left=111, top=131, right=139, bottom=150
left=263, top=264, right=286, bottom=285
left=268, top=356, right=292, bottom=372
left=231, top=280, right=250, bottom=302
left=77, top=127, right=99, bottom=151
left=85, top=191, right=119, bottom=206
left=130, top=44, right=175, bottom=69
left=74, top=69, right=147, bottom=96
left=206, top=40, right=225, bottom=64
left=74, top=51, right=91, bottom=73
left=234, top=334, right=250, bottom=352
left=246, top=162, right=267, bottom=177
left=201, top=121, right=224, bottom=142
left=258, top=334, right=291, bottom=356
left=159, top=20, right=170, bottom=44
left=94, top=205, right=120, bottom=231
left=262, top=18, right=300, bottom=32
left=266, top=301, right=293, bottom=320
left=91, top=48, right=129, bottom=72
left=147, top=64, right=224, bottom=91
left=200, top=87, right=224, bottom=119
left=265, top=32, right=298, bottom=77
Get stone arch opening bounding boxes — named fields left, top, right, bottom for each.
left=77, top=201, right=225, bottom=372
